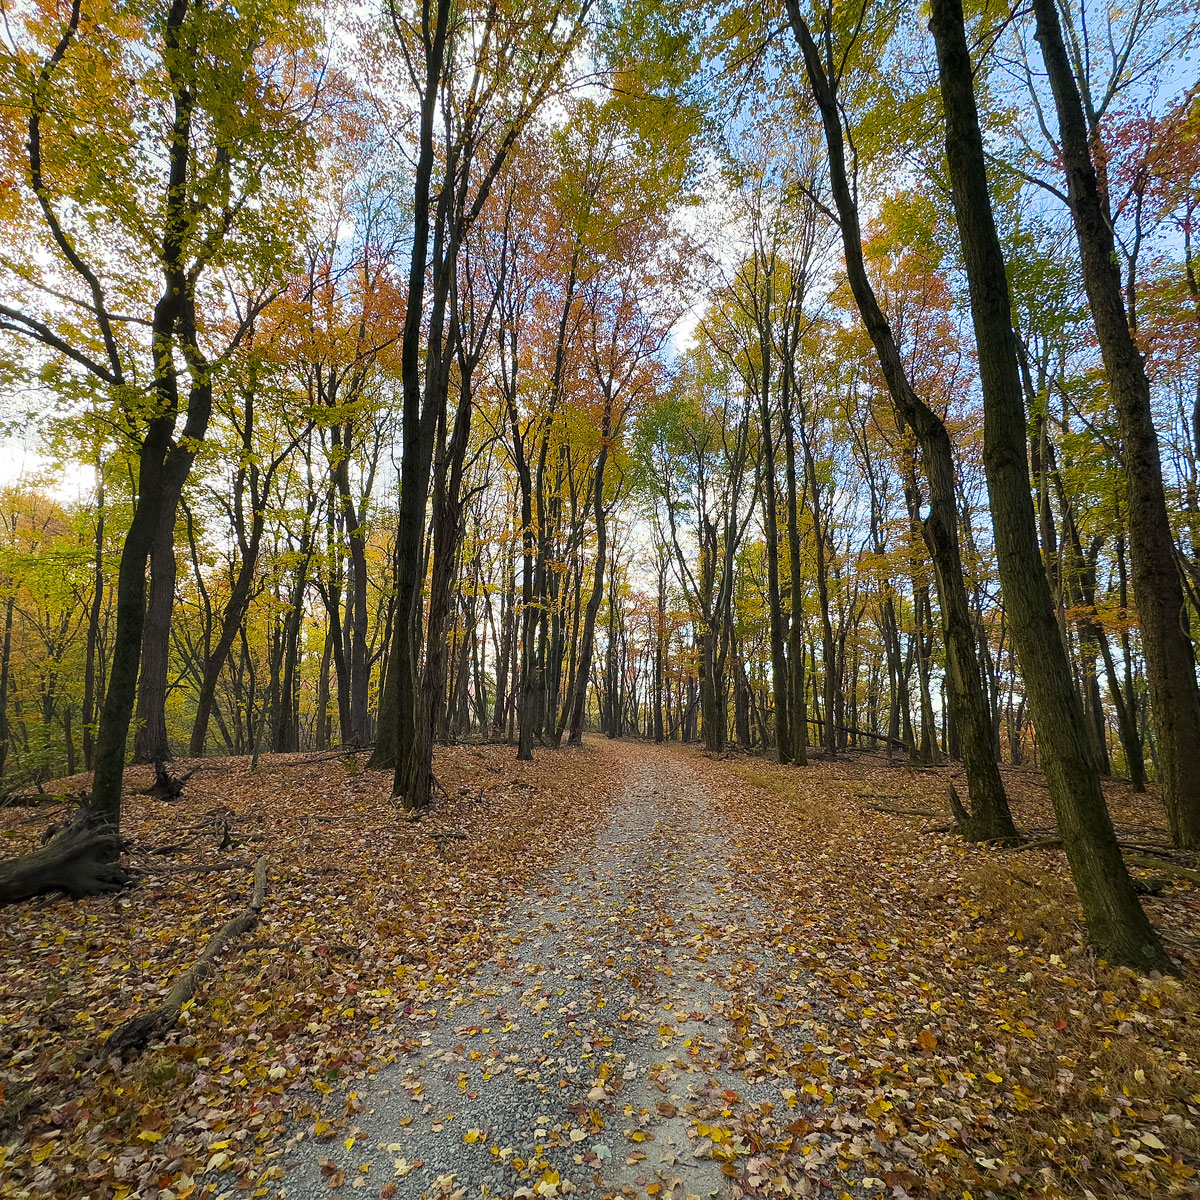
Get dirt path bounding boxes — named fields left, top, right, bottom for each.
left=281, top=747, right=804, bottom=1200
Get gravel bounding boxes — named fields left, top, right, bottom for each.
left=278, top=752, right=796, bottom=1200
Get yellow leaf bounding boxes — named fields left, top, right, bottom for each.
left=985, top=1073, right=1003, bottom=1084
left=345, top=1137, right=355, bottom=1151
left=463, top=1129, right=482, bottom=1144
left=32, top=1142, right=55, bottom=1164
left=138, top=1131, right=162, bottom=1143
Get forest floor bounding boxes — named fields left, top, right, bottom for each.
left=1, top=740, right=1199, bottom=1200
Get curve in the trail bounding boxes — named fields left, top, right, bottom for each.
left=279, top=752, right=820, bottom=1200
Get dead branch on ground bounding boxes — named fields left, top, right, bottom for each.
left=106, top=857, right=268, bottom=1055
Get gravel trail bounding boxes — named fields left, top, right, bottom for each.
left=279, top=748, right=799, bottom=1200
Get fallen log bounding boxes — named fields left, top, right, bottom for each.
left=0, top=815, right=127, bottom=903
left=106, top=857, right=268, bottom=1055
left=267, top=747, right=374, bottom=768
left=807, top=718, right=906, bottom=750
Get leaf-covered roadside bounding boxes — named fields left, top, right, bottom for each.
left=0, top=744, right=621, bottom=1200
left=708, top=753, right=1200, bottom=1199
left=3, top=741, right=1199, bottom=1200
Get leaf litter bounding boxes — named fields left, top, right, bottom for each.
left=0, top=739, right=1197, bottom=1200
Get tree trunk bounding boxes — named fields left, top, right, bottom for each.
left=316, top=625, right=333, bottom=750
left=1032, top=0, right=1200, bottom=850
left=782, top=404, right=808, bottom=765
left=82, top=478, right=105, bottom=771
left=788, top=4, right=1015, bottom=840
left=189, top=513, right=264, bottom=756
left=333, top=423, right=372, bottom=747
left=564, top=398, right=613, bottom=746
left=0, top=816, right=127, bottom=904
left=133, top=506, right=177, bottom=763
left=492, top=554, right=514, bottom=739
left=0, top=595, right=13, bottom=781
left=760, top=392, right=792, bottom=762
left=271, top=544, right=311, bottom=753
left=930, top=0, right=1169, bottom=969
left=515, top=454, right=537, bottom=763
left=700, top=624, right=724, bottom=751
left=423, top=364, right=475, bottom=765
left=653, top=557, right=667, bottom=744
left=371, top=0, right=453, bottom=799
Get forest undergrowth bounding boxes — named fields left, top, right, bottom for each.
left=0, top=739, right=1197, bottom=1200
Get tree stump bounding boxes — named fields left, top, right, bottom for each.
left=0, top=815, right=127, bottom=904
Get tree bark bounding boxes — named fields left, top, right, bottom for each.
left=0, top=815, right=127, bottom=904
left=133, top=505, right=177, bottom=763
left=760, top=385, right=792, bottom=762
left=271, top=539, right=312, bottom=753
left=787, top=3, right=1015, bottom=839
left=189, top=509, right=264, bottom=756
left=930, top=0, right=1169, bottom=969
left=82, top=476, right=105, bottom=771
left=332, top=421, right=373, bottom=748
left=1031, top=0, right=1200, bottom=850
left=89, top=0, right=216, bottom=833
left=782, top=392, right=808, bottom=766
left=564, top=396, right=613, bottom=746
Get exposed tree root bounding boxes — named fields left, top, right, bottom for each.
left=1125, top=855, right=1200, bottom=886
left=999, top=836, right=1200, bottom=886
left=1003, top=837, right=1064, bottom=852
left=106, top=857, right=267, bottom=1056
left=130, top=858, right=255, bottom=877
left=948, top=782, right=971, bottom=830
left=863, top=801, right=946, bottom=819
left=431, top=831, right=468, bottom=857
left=945, top=782, right=1021, bottom=845
left=136, top=759, right=198, bottom=801
left=0, top=815, right=127, bottom=904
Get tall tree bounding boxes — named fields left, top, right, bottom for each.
left=786, top=0, right=1017, bottom=841
left=1030, top=0, right=1200, bottom=851
left=372, top=0, right=593, bottom=809
left=0, top=0, right=323, bottom=898
left=929, top=0, right=1169, bottom=970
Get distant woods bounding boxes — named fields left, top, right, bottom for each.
left=0, top=0, right=1197, bottom=963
